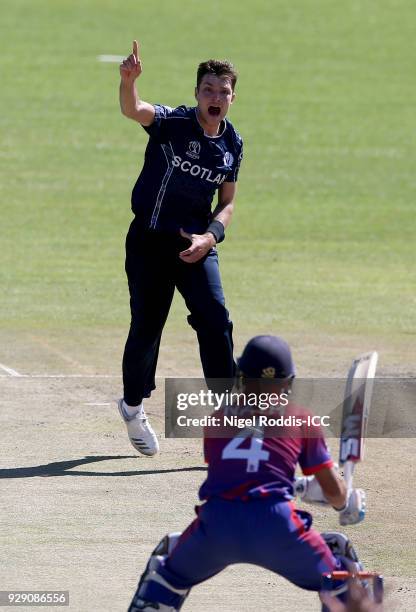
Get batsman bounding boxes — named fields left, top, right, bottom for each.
left=128, top=336, right=370, bottom=611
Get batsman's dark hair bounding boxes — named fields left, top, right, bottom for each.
left=196, top=59, right=238, bottom=91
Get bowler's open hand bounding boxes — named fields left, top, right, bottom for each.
left=120, top=40, right=142, bottom=82
left=179, top=229, right=216, bottom=264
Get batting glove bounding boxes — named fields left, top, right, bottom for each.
left=337, top=488, right=366, bottom=525
left=294, top=475, right=328, bottom=505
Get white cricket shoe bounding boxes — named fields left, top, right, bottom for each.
left=118, top=400, right=159, bottom=456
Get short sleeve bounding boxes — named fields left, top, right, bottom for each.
left=298, top=435, right=334, bottom=475
left=226, top=141, right=243, bottom=183
left=142, top=104, right=174, bottom=138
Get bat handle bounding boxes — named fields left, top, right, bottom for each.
left=343, top=461, right=354, bottom=490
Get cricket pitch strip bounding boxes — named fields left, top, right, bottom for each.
left=1, top=375, right=415, bottom=611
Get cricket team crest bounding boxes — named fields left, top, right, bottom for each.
left=186, top=141, right=201, bottom=159
left=224, top=151, right=234, bottom=167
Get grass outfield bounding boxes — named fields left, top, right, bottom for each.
left=1, top=4, right=416, bottom=609
left=1, top=0, right=415, bottom=372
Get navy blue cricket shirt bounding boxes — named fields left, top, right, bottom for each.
left=131, top=105, right=243, bottom=234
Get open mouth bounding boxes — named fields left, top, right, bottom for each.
left=208, top=106, right=221, bottom=116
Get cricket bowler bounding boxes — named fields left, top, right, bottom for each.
left=117, top=40, right=243, bottom=457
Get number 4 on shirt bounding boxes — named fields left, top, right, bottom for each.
left=222, top=433, right=270, bottom=472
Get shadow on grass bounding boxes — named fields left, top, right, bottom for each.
left=0, top=455, right=207, bottom=478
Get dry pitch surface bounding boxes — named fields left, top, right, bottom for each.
left=1, top=336, right=415, bottom=612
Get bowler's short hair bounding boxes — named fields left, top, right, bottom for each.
left=197, top=60, right=238, bottom=91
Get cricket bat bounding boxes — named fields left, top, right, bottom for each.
left=339, top=351, right=378, bottom=492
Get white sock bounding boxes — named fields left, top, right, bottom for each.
left=122, top=400, right=143, bottom=418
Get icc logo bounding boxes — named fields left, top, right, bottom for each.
left=186, top=141, right=201, bottom=159
left=223, top=151, right=234, bottom=166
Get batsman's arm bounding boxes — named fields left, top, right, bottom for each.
left=295, top=468, right=366, bottom=525
left=295, top=467, right=347, bottom=508
left=314, top=467, right=348, bottom=510
left=119, top=40, right=155, bottom=126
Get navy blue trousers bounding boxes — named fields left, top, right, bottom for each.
left=140, top=498, right=338, bottom=607
left=122, top=221, right=235, bottom=406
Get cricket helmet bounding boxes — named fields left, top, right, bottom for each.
left=237, top=335, right=296, bottom=379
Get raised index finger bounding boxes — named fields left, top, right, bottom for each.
left=132, top=40, right=139, bottom=60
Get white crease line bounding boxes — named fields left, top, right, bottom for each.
left=0, top=363, right=22, bottom=377
left=85, top=402, right=112, bottom=406
left=97, top=54, right=124, bottom=63
left=0, top=374, right=118, bottom=379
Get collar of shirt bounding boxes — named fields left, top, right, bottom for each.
left=192, top=107, right=227, bottom=138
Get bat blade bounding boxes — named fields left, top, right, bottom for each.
left=339, top=351, right=378, bottom=489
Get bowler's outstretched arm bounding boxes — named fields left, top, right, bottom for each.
left=119, top=40, right=155, bottom=126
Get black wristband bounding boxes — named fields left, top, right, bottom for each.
left=207, top=220, right=225, bottom=244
